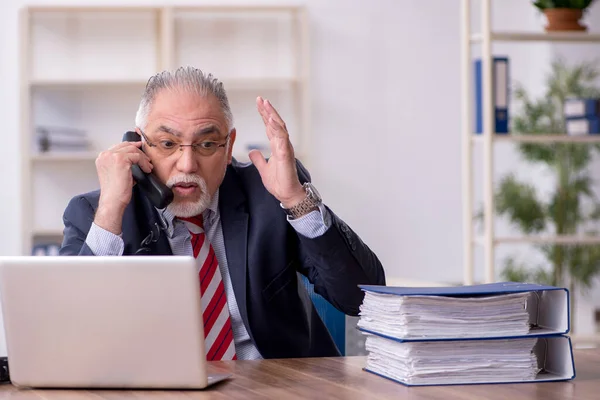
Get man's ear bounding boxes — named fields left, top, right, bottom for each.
left=227, top=129, right=237, bottom=164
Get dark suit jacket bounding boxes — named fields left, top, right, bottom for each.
left=60, top=159, right=386, bottom=359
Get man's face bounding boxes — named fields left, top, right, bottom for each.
left=140, top=88, right=236, bottom=217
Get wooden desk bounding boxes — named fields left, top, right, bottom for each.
left=0, top=348, right=598, bottom=399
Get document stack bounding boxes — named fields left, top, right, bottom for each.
left=564, top=97, right=600, bottom=135
left=357, top=282, right=575, bottom=386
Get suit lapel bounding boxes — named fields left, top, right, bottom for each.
left=219, top=165, right=251, bottom=333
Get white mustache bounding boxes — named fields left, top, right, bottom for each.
left=166, top=174, right=207, bottom=189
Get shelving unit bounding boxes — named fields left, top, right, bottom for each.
left=461, top=0, right=600, bottom=285
left=20, top=5, right=310, bottom=256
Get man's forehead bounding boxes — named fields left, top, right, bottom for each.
left=152, top=89, right=220, bottom=110
left=148, top=90, right=227, bottom=128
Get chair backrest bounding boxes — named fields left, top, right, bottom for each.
left=300, top=275, right=346, bottom=355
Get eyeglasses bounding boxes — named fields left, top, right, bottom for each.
left=139, top=129, right=230, bottom=158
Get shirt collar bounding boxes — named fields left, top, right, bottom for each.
left=206, top=189, right=220, bottom=216
left=155, top=189, right=220, bottom=238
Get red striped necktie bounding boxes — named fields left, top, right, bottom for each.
left=179, top=215, right=237, bottom=361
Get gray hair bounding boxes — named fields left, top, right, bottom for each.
left=135, top=66, right=234, bottom=132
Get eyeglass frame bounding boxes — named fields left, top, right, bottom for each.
left=137, top=128, right=231, bottom=157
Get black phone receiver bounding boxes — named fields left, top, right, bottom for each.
left=122, top=131, right=174, bottom=209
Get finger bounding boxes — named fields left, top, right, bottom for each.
left=256, top=97, right=275, bottom=140
left=256, top=97, right=271, bottom=128
left=264, top=99, right=286, bottom=129
left=115, top=142, right=146, bottom=155
left=269, top=117, right=289, bottom=139
left=125, top=152, right=153, bottom=174
left=256, top=97, right=267, bottom=122
left=267, top=125, right=294, bottom=159
left=266, top=118, right=294, bottom=159
left=114, top=143, right=151, bottom=159
left=257, top=97, right=286, bottom=131
left=121, top=148, right=154, bottom=173
left=248, top=149, right=268, bottom=176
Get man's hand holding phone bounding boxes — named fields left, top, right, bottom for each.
left=94, top=140, right=153, bottom=235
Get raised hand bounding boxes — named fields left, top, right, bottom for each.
left=248, top=97, right=305, bottom=208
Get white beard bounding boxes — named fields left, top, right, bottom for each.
left=166, top=174, right=211, bottom=218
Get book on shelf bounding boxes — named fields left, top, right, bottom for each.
left=474, top=56, right=509, bottom=134
left=36, top=126, right=91, bottom=153
left=564, top=98, right=600, bottom=136
left=357, top=282, right=575, bottom=386
left=566, top=117, right=600, bottom=135
left=564, top=97, right=599, bottom=119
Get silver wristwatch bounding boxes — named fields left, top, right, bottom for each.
left=282, top=182, right=322, bottom=219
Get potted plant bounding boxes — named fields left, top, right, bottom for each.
left=533, top=0, right=596, bottom=31
left=483, top=57, right=600, bottom=332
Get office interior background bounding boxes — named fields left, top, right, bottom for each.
left=0, top=0, right=600, bottom=357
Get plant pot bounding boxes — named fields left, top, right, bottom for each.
left=544, top=8, right=587, bottom=32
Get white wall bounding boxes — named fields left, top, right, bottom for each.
left=0, top=0, right=599, bottom=352
left=0, top=0, right=469, bottom=272
left=0, top=0, right=556, bottom=278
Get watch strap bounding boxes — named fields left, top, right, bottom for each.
left=282, top=183, right=321, bottom=219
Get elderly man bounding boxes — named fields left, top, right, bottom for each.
left=60, top=66, right=385, bottom=360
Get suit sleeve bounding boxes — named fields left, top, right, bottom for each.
left=294, top=160, right=386, bottom=316
left=287, top=203, right=331, bottom=238
left=59, top=196, right=98, bottom=256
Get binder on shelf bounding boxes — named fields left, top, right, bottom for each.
left=564, top=98, right=599, bottom=119
left=357, top=282, right=575, bottom=386
left=566, top=116, right=600, bottom=135
left=474, top=56, right=509, bottom=134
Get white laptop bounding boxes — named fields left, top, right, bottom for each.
left=0, top=256, right=231, bottom=389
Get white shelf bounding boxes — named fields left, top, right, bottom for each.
left=223, top=78, right=299, bottom=91
left=30, top=78, right=149, bottom=88
left=29, top=77, right=300, bottom=91
left=31, top=152, right=98, bottom=162
left=471, top=31, right=600, bottom=43
left=475, top=235, right=600, bottom=246
left=472, top=134, right=600, bottom=143
left=33, top=228, right=64, bottom=237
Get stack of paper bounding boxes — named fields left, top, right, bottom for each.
left=357, top=291, right=531, bottom=339
left=357, top=283, right=575, bottom=386
left=364, top=335, right=540, bottom=385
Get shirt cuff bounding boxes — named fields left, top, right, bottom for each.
left=86, top=222, right=125, bottom=256
left=287, top=203, right=332, bottom=239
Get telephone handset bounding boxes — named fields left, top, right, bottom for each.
left=122, top=131, right=174, bottom=209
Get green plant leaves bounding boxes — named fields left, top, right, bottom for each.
left=500, top=257, right=554, bottom=285
left=495, top=174, right=546, bottom=233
